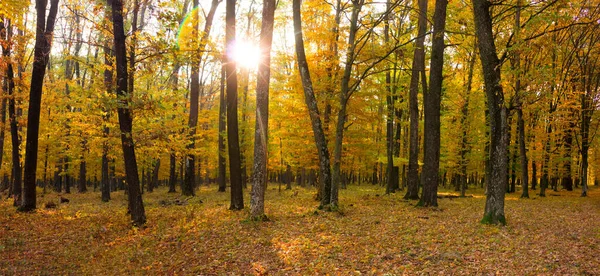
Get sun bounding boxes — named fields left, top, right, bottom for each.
left=231, top=40, right=261, bottom=69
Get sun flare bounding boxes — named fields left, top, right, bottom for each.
left=231, top=40, right=261, bottom=69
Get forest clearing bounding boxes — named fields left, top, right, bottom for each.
left=1, top=185, right=599, bottom=274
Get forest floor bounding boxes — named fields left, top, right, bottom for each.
left=1, top=184, right=599, bottom=275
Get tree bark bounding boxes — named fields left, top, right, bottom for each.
left=0, top=21, right=8, bottom=193
left=20, top=0, right=60, bottom=211
left=226, top=0, right=244, bottom=210
left=472, top=0, right=508, bottom=225
left=460, top=39, right=477, bottom=198
left=183, top=0, right=220, bottom=196
left=1, top=20, right=22, bottom=207
left=109, top=0, right=146, bottom=226
left=331, top=0, right=362, bottom=208
left=418, top=0, right=447, bottom=207
left=404, top=0, right=427, bottom=200
left=384, top=0, right=395, bottom=195
left=250, top=0, right=276, bottom=219
left=218, top=65, right=227, bottom=192
left=101, top=35, right=112, bottom=202
left=292, top=0, right=332, bottom=208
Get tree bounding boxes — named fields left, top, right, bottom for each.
left=218, top=65, right=227, bottom=193
left=1, top=18, right=22, bottom=206
left=513, top=0, right=529, bottom=199
left=109, top=0, right=145, bottom=226
left=101, top=9, right=113, bottom=202
left=418, top=0, right=448, bottom=207
left=292, top=0, right=332, bottom=208
left=404, top=0, right=427, bottom=200
left=250, top=0, right=276, bottom=220
left=20, top=0, right=59, bottom=211
left=226, top=0, right=244, bottom=210
left=472, top=0, right=508, bottom=225
left=183, top=0, right=220, bottom=196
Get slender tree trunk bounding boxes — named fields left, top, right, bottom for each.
left=183, top=0, right=201, bottom=196
left=292, top=0, right=332, bottom=208
left=514, top=0, right=528, bottom=199
left=183, top=0, right=220, bottom=196
left=250, top=0, right=276, bottom=219
left=218, top=65, right=227, bottom=192
left=460, top=39, right=476, bottom=198
left=531, top=159, right=537, bottom=190
left=226, top=0, right=244, bottom=210
left=168, top=153, right=177, bottom=193
left=101, top=37, right=112, bottom=202
left=109, top=0, right=146, bottom=226
left=384, top=0, right=395, bottom=195
left=0, top=59, right=6, bottom=186
left=473, top=0, right=508, bottom=225
left=331, top=0, right=362, bottom=208
left=540, top=123, right=551, bottom=197
left=405, top=0, right=427, bottom=200
left=79, top=154, right=87, bottom=193
left=1, top=20, right=22, bottom=207
left=151, top=159, right=160, bottom=192
left=21, top=0, right=60, bottom=211
left=418, top=0, right=447, bottom=207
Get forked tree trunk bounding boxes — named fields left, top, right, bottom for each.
left=20, top=0, right=60, bottom=211
left=109, top=0, right=146, bottom=226
left=418, top=0, right=447, bottom=207
left=404, top=0, right=427, bottom=200
left=183, top=0, right=220, bottom=197
left=331, top=0, right=362, bottom=208
left=292, top=0, right=332, bottom=208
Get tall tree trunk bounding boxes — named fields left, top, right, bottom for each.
left=21, top=0, right=59, bottom=211
left=561, top=124, right=574, bottom=191
left=109, top=0, right=146, bottom=226
left=514, top=0, right=529, bottom=199
left=250, top=0, right=276, bottom=219
left=384, top=0, right=395, bottom=195
left=226, top=0, right=244, bottom=210
left=0, top=22, right=6, bottom=188
left=292, top=0, right=332, bottom=208
left=183, top=0, right=199, bottom=196
left=472, top=0, right=508, bottom=225
left=460, top=39, right=477, bottom=198
left=331, top=0, right=362, bottom=208
left=101, top=34, right=112, bottom=202
left=540, top=123, right=551, bottom=197
left=1, top=20, right=22, bottom=206
left=218, top=65, right=227, bottom=192
left=167, top=0, right=189, bottom=194
left=418, top=0, right=447, bottom=207
left=183, top=0, right=220, bottom=196
left=404, top=0, right=427, bottom=200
